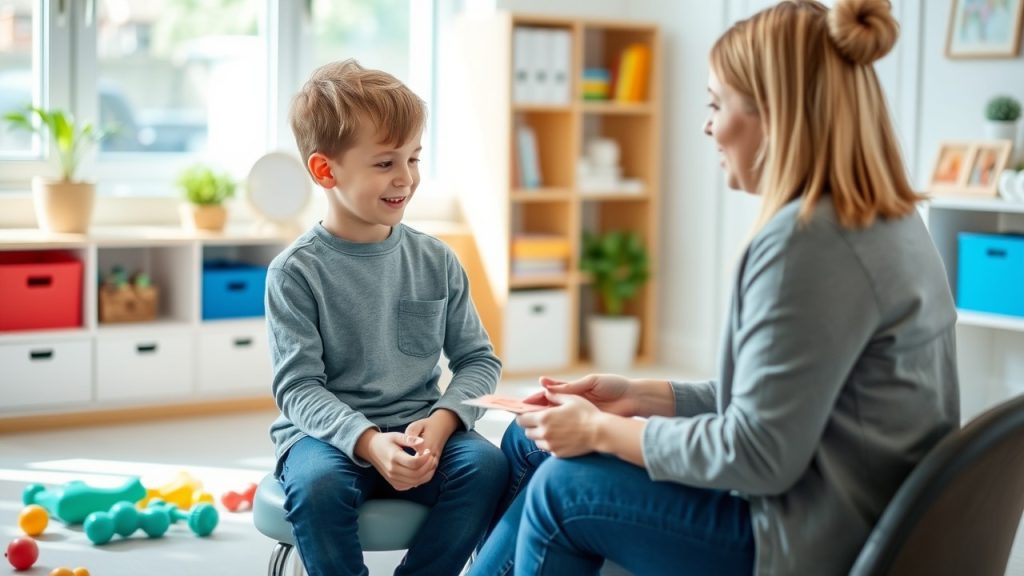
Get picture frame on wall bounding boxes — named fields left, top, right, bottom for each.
left=929, top=140, right=1013, bottom=197
left=946, top=0, right=1024, bottom=58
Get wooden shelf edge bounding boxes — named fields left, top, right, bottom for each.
left=0, top=396, right=276, bottom=434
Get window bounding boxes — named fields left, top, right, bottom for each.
left=0, top=0, right=432, bottom=198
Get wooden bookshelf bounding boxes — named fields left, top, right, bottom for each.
left=454, top=13, right=661, bottom=373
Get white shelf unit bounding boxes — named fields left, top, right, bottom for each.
left=924, top=197, right=1024, bottom=420
left=925, top=197, right=1024, bottom=329
left=0, top=227, right=291, bottom=420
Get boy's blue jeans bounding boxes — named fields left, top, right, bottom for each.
left=471, top=422, right=755, bottom=576
left=281, top=426, right=508, bottom=576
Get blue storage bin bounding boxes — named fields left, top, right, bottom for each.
left=202, top=260, right=268, bottom=320
left=957, top=233, right=1024, bottom=318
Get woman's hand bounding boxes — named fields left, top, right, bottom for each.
left=525, top=374, right=637, bottom=416
left=517, top=392, right=606, bottom=458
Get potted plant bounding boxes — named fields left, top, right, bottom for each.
left=580, top=229, right=650, bottom=370
left=177, top=164, right=236, bottom=232
left=3, top=106, right=109, bottom=233
left=984, top=95, right=1021, bottom=141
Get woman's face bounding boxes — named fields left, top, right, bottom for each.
left=704, top=70, right=763, bottom=193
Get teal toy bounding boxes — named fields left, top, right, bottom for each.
left=23, top=478, right=146, bottom=525
left=147, top=499, right=219, bottom=537
left=84, top=500, right=170, bottom=545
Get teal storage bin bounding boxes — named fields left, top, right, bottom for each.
left=957, top=233, right=1024, bottom=318
left=202, top=260, right=267, bottom=320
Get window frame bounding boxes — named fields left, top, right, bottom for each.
left=0, top=0, right=438, bottom=198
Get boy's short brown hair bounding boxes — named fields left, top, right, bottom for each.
left=290, top=59, right=426, bottom=169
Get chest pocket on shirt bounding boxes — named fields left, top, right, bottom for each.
left=398, top=298, right=446, bottom=357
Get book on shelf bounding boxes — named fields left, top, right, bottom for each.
left=515, top=124, right=543, bottom=189
left=511, top=258, right=567, bottom=276
left=613, top=43, right=651, bottom=102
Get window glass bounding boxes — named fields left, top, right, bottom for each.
left=310, top=0, right=410, bottom=82
left=96, top=0, right=266, bottom=171
left=0, top=0, right=38, bottom=156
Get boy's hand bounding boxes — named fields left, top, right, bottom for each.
left=405, top=409, right=461, bottom=465
left=356, top=429, right=437, bottom=491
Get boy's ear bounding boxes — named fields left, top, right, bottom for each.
left=307, top=153, right=336, bottom=188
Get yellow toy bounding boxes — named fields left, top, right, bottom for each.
left=49, top=568, right=89, bottom=576
left=139, top=471, right=213, bottom=510
left=18, top=504, right=48, bottom=536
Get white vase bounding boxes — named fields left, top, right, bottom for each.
left=588, top=315, right=640, bottom=371
left=31, top=177, right=96, bottom=234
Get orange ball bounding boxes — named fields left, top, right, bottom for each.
left=73, top=568, right=91, bottom=576
left=18, top=504, right=48, bottom=536
left=49, top=568, right=74, bottom=576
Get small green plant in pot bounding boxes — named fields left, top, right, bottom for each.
left=984, top=95, right=1022, bottom=143
left=3, top=105, right=111, bottom=233
left=177, top=164, right=236, bottom=232
left=580, top=230, right=650, bottom=370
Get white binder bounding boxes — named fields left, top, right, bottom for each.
left=512, top=27, right=532, bottom=104
left=550, top=29, right=571, bottom=104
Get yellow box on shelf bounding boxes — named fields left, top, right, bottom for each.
left=511, top=234, right=571, bottom=259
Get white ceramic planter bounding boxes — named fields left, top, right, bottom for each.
left=588, top=315, right=640, bottom=371
left=984, top=120, right=1018, bottom=141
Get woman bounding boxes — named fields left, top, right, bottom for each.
left=470, top=0, right=960, bottom=574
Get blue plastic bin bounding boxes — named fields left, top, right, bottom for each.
left=202, top=260, right=268, bottom=320
left=957, top=232, right=1024, bottom=318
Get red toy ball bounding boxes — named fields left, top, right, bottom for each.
left=5, top=537, right=39, bottom=570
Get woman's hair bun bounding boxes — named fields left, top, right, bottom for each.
left=827, top=0, right=899, bottom=65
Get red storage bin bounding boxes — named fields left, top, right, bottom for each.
left=0, top=250, right=83, bottom=331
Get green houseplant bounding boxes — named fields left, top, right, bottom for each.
left=176, top=164, right=236, bottom=232
left=984, top=96, right=1022, bottom=153
left=985, top=95, right=1022, bottom=123
left=3, top=105, right=109, bottom=233
left=580, top=230, right=650, bottom=370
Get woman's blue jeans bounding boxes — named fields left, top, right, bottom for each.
left=471, top=422, right=755, bottom=576
left=281, top=426, right=508, bottom=576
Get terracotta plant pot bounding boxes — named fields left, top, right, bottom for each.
left=31, top=177, right=96, bottom=234
left=180, top=203, right=227, bottom=232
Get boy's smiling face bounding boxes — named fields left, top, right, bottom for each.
left=309, top=121, right=423, bottom=243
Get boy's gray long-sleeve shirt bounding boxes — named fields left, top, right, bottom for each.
left=266, top=223, right=501, bottom=473
left=642, top=197, right=959, bottom=576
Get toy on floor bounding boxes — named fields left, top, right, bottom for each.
left=5, top=536, right=38, bottom=570
left=23, top=477, right=146, bottom=524
left=18, top=504, right=49, bottom=536
left=147, top=499, right=219, bottom=537
left=139, top=470, right=214, bottom=509
left=84, top=501, right=170, bottom=545
left=220, top=482, right=257, bottom=512
left=49, top=568, right=89, bottom=576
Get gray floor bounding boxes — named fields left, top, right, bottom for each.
left=1, top=369, right=1022, bottom=575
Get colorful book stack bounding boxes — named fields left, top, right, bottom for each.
left=613, top=43, right=651, bottom=102
left=582, top=68, right=611, bottom=100
left=511, top=234, right=571, bottom=277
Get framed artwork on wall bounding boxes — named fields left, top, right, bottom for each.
left=946, top=0, right=1024, bottom=58
left=929, top=140, right=1013, bottom=197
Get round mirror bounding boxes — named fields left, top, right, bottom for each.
left=246, top=152, right=311, bottom=225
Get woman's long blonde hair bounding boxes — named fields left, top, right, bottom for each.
left=711, top=0, right=921, bottom=230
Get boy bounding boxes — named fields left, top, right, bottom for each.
left=266, top=59, right=507, bottom=576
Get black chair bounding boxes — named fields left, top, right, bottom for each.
left=851, top=392, right=1024, bottom=576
